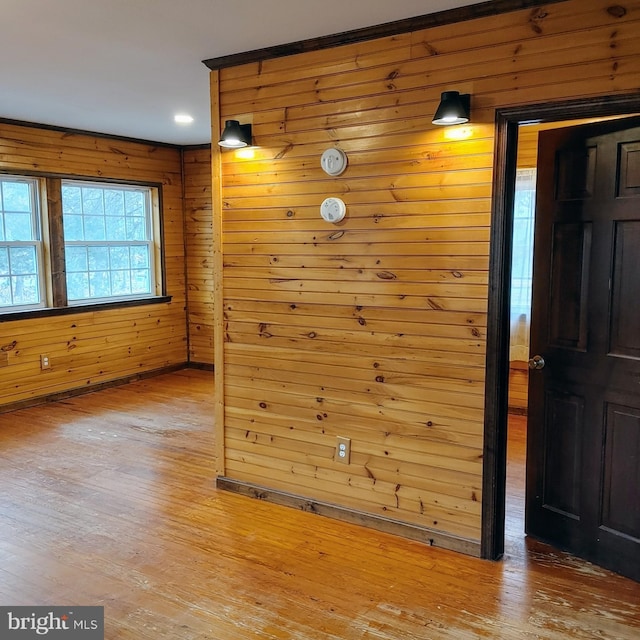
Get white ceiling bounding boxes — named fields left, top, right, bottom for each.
left=1, top=0, right=484, bottom=146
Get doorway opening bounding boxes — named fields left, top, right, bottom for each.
left=481, top=93, right=640, bottom=565
left=505, top=117, right=621, bottom=552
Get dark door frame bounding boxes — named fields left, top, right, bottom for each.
left=481, top=92, right=640, bottom=560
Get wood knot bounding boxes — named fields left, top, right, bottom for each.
left=328, top=230, right=345, bottom=241
left=1, top=340, right=17, bottom=352
left=528, top=7, right=548, bottom=33
left=259, top=323, right=273, bottom=338
left=421, top=42, right=439, bottom=56
left=376, top=271, right=397, bottom=280
left=274, top=142, right=294, bottom=159
left=607, top=5, right=627, bottom=18
left=375, top=375, right=385, bottom=383
left=259, top=402, right=267, bottom=409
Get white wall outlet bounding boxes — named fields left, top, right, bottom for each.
left=40, top=354, right=51, bottom=370
left=335, top=436, right=351, bottom=464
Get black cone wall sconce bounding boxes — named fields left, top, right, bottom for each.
left=218, top=119, right=252, bottom=148
left=432, top=91, right=471, bottom=125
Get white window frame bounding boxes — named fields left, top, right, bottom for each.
left=0, top=173, right=164, bottom=317
left=510, top=167, right=537, bottom=362
left=61, top=180, right=160, bottom=306
left=0, top=175, right=47, bottom=313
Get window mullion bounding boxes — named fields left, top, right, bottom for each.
left=46, top=178, right=68, bottom=307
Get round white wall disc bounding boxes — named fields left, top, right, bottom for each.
left=320, top=197, right=346, bottom=223
left=320, top=148, right=348, bottom=176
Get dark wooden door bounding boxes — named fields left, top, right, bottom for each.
left=526, top=117, right=640, bottom=582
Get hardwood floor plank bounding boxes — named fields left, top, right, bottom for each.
left=0, top=370, right=638, bottom=639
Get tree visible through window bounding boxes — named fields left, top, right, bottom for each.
left=62, top=181, right=155, bottom=303
left=0, top=174, right=162, bottom=316
left=0, top=177, right=43, bottom=309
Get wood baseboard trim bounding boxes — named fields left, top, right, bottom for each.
left=217, top=477, right=481, bottom=557
left=0, top=363, right=188, bottom=415
left=187, top=362, right=214, bottom=371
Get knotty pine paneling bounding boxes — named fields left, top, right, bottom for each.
left=0, top=122, right=187, bottom=407
left=183, top=147, right=214, bottom=365
left=211, top=0, right=640, bottom=548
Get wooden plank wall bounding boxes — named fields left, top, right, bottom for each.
left=212, top=0, right=640, bottom=547
left=0, top=123, right=188, bottom=407
left=183, top=147, right=214, bottom=365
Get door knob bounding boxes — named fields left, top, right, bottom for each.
left=528, top=355, right=545, bottom=370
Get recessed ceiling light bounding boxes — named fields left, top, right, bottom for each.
left=174, top=114, right=194, bottom=125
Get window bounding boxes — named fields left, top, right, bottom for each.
left=62, top=181, right=156, bottom=304
left=0, top=174, right=163, bottom=316
left=0, top=176, right=44, bottom=310
left=510, top=168, right=536, bottom=362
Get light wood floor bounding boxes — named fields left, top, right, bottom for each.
left=1, top=369, right=638, bottom=639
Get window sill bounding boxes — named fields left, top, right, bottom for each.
left=0, top=296, right=173, bottom=322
